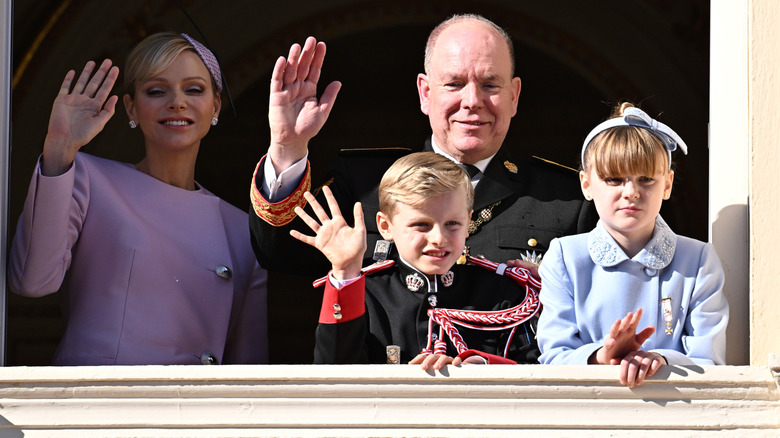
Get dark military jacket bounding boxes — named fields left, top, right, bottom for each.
left=250, top=139, right=597, bottom=273
left=313, top=256, right=540, bottom=365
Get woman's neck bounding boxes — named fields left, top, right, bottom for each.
left=135, top=147, right=199, bottom=191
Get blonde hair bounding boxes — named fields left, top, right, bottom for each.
left=379, top=152, right=474, bottom=218
left=124, top=32, right=218, bottom=98
left=582, top=102, right=669, bottom=179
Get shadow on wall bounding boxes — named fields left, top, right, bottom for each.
left=711, top=203, right=749, bottom=366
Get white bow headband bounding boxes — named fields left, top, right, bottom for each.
left=581, top=107, right=688, bottom=169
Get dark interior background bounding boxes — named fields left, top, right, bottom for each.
left=7, top=0, right=709, bottom=365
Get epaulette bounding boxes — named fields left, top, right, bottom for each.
left=337, top=147, right=412, bottom=158
left=312, top=259, right=396, bottom=288
left=531, top=155, right=579, bottom=173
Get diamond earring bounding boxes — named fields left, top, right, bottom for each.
left=211, top=117, right=218, bottom=126
left=129, top=120, right=137, bottom=129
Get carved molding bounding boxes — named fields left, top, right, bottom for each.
left=0, top=364, right=777, bottom=436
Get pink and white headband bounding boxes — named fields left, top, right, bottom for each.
left=180, top=33, right=223, bottom=93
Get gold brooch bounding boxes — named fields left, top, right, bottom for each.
left=469, top=201, right=501, bottom=234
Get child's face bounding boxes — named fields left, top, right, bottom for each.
left=377, top=189, right=471, bottom=277
left=580, top=166, right=673, bottom=249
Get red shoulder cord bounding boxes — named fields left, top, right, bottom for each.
left=420, top=256, right=542, bottom=358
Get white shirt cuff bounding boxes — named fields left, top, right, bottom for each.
left=262, top=153, right=309, bottom=201
left=328, top=271, right=361, bottom=289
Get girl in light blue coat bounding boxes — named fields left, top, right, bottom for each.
left=537, top=102, right=728, bottom=387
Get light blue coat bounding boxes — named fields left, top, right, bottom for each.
left=538, top=216, right=728, bottom=366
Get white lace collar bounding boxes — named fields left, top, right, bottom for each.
left=587, top=216, right=677, bottom=269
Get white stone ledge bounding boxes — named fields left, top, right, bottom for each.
left=0, top=364, right=776, bottom=437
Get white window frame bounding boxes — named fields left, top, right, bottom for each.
left=0, top=0, right=12, bottom=366
left=0, top=0, right=752, bottom=367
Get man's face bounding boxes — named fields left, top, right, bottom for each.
left=417, top=21, right=521, bottom=164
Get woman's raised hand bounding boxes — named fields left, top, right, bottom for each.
left=42, top=59, right=119, bottom=176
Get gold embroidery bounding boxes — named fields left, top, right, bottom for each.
left=250, top=156, right=312, bottom=227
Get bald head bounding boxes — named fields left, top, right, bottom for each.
left=424, top=14, right=515, bottom=76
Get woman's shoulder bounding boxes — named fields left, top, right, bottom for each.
left=75, top=152, right=133, bottom=171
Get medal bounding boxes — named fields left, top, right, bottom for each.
left=661, top=297, right=673, bottom=335
left=386, top=345, right=400, bottom=364
left=468, top=201, right=500, bottom=234
left=373, top=240, right=392, bottom=261
left=521, top=250, right=543, bottom=267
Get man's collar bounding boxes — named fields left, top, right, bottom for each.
left=430, top=136, right=494, bottom=175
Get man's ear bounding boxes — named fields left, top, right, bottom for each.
left=417, top=73, right=431, bottom=115
left=376, top=211, right=394, bottom=241
left=509, top=76, right=522, bottom=117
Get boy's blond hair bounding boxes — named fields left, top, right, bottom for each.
left=582, top=102, right=669, bottom=178
left=379, top=152, right=474, bottom=218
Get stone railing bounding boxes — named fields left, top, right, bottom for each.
left=0, top=360, right=778, bottom=437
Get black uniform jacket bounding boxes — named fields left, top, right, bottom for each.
left=250, top=139, right=597, bottom=274
left=313, top=256, right=540, bottom=365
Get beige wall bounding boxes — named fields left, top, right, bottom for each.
left=749, top=0, right=780, bottom=365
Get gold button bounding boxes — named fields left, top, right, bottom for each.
left=527, top=238, right=538, bottom=247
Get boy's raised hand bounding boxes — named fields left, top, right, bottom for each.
left=291, top=186, right=366, bottom=280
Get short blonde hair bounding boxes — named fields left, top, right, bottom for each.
left=582, top=102, right=669, bottom=178
left=379, top=152, right=474, bottom=218
left=124, top=32, right=218, bottom=98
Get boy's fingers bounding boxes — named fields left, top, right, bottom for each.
left=289, top=229, right=315, bottom=247
left=294, top=206, right=321, bottom=233
left=321, top=185, right=343, bottom=218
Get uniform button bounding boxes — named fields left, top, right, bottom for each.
left=215, top=265, right=233, bottom=279
left=333, top=304, right=341, bottom=312
left=333, top=312, right=343, bottom=320
left=200, top=352, right=218, bottom=365
left=527, top=238, right=538, bottom=247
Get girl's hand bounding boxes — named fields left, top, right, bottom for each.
left=591, top=308, right=655, bottom=365
left=42, top=59, right=119, bottom=176
left=619, top=350, right=666, bottom=387
left=290, top=185, right=366, bottom=280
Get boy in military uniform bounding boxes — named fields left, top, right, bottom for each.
left=292, top=152, right=541, bottom=369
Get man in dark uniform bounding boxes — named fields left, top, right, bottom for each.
left=249, top=15, right=596, bottom=362
left=250, top=14, right=595, bottom=272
